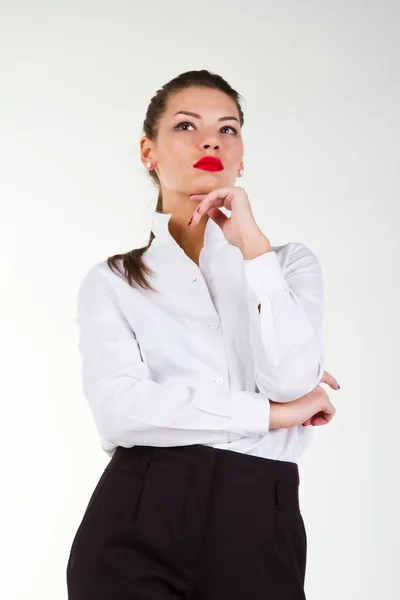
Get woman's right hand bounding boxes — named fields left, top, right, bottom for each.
left=269, top=385, right=336, bottom=429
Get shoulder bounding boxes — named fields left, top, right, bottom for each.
left=76, top=259, right=125, bottom=297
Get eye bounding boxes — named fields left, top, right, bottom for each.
left=221, top=125, right=238, bottom=135
left=174, top=121, right=195, bottom=131
left=174, top=121, right=239, bottom=135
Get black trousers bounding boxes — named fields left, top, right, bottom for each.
left=66, top=444, right=307, bottom=599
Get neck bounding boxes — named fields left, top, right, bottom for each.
left=162, top=190, right=209, bottom=263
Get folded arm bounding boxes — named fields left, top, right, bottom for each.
left=243, top=242, right=325, bottom=402
left=76, top=266, right=272, bottom=448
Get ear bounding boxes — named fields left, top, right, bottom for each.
left=140, top=136, right=154, bottom=167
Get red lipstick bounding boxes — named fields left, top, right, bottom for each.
left=193, top=156, right=224, bottom=171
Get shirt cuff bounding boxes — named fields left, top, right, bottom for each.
left=229, top=391, right=270, bottom=440
left=244, top=251, right=289, bottom=301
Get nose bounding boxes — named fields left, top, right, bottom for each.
left=203, top=142, right=220, bottom=150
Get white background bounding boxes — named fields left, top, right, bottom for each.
left=1, top=1, right=399, bottom=598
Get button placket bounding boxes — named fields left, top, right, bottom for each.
left=196, top=258, right=228, bottom=390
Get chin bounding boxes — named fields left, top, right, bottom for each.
left=191, top=171, right=230, bottom=188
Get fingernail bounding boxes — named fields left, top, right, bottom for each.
left=188, top=216, right=193, bottom=226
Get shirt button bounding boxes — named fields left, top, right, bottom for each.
left=253, top=275, right=261, bottom=282
left=208, top=323, right=219, bottom=329
left=215, top=377, right=224, bottom=385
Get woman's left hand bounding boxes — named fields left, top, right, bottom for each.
left=189, top=186, right=271, bottom=258
left=301, top=370, right=341, bottom=426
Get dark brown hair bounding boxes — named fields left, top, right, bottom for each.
left=106, top=69, right=245, bottom=291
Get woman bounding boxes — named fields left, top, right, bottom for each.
left=66, top=69, right=338, bottom=599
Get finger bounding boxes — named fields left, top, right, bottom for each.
left=312, top=415, right=331, bottom=426
left=314, top=406, right=336, bottom=425
left=190, top=188, right=233, bottom=204
left=320, top=370, right=335, bottom=385
left=303, top=403, right=336, bottom=426
left=190, top=188, right=234, bottom=220
left=320, top=370, right=340, bottom=390
left=207, top=207, right=228, bottom=229
left=188, top=194, right=226, bottom=227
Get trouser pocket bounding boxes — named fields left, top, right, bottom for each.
left=66, top=447, right=154, bottom=597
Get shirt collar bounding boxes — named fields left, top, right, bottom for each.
left=151, top=206, right=229, bottom=247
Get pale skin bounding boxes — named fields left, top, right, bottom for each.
left=140, top=85, right=339, bottom=430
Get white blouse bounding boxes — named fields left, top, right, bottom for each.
left=76, top=207, right=325, bottom=463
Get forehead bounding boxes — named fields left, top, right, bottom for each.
left=165, top=86, right=239, bottom=119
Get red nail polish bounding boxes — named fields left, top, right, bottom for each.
left=188, top=216, right=193, bottom=226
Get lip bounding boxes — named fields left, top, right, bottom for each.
left=193, top=156, right=224, bottom=171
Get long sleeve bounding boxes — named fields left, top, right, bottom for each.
left=243, top=242, right=325, bottom=402
left=76, top=268, right=271, bottom=449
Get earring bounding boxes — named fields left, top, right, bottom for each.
left=238, top=168, right=244, bottom=177
left=145, top=161, right=152, bottom=169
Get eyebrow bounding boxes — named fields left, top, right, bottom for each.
left=172, top=110, right=240, bottom=123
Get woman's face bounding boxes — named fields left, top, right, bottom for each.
left=142, top=86, right=244, bottom=196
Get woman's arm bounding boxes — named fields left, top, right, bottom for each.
left=76, top=267, right=272, bottom=448
left=188, top=188, right=325, bottom=403
left=243, top=241, right=325, bottom=402
left=269, top=384, right=336, bottom=429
